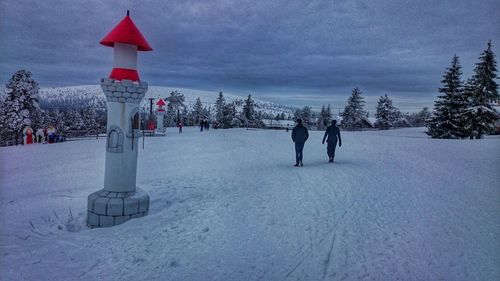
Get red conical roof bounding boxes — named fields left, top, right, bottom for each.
left=100, top=12, right=153, bottom=51
left=156, top=98, right=166, bottom=106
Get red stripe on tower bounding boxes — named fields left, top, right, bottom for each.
left=109, top=68, right=140, bottom=81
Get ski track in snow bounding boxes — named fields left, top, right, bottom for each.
left=0, top=127, right=499, bottom=281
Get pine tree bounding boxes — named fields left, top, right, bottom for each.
left=221, top=102, right=236, bottom=128
left=46, top=109, right=65, bottom=133
left=392, top=110, right=408, bottom=127
left=462, top=41, right=499, bottom=139
left=317, top=105, right=326, bottom=130
left=65, top=109, right=84, bottom=130
left=341, top=87, right=368, bottom=129
left=408, top=107, right=431, bottom=127
left=243, top=94, right=255, bottom=122
left=30, top=108, right=46, bottom=132
left=375, top=94, right=397, bottom=129
left=193, top=97, right=204, bottom=124
left=426, top=55, right=468, bottom=138
left=166, top=90, right=186, bottom=124
left=215, top=91, right=225, bottom=123
left=83, top=102, right=98, bottom=136
left=165, top=106, right=176, bottom=127
left=293, top=108, right=302, bottom=121
left=326, top=104, right=332, bottom=122
left=0, top=98, right=8, bottom=143
left=301, top=106, right=312, bottom=126
left=3, top=70, right=41, bottom=144
left=317, top=104, right=333, bottom=129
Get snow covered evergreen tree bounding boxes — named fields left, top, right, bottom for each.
left=326, top=104, right=332, bottom=122
left=293, top=108, right=302, bottom=121
left=193, top=97, right=204, bottom=124
left=166, top=90, right=186, bottom=124
left=215, top=91, right=225, bottom=123
left=65, top=109, right=84, bottom=131
left=221, top=102, right=236, bottom=128
left=317, top=104, right=332, bottom=130
left=317, top=105, right=326, bottom=130
left=46, top=109, right=65, bottom=133
left=3, top=70, right=41, bottom=144
left=426, top=55, right=468, bottom=138
left=392, top=110, right=408, bottom=127
left=0, top=97, right=8, bottom=143
left=461, top=41, right=499, bottom=139
left=375, top=94, right=397, bottom=129
left=243, top=94, right=255, bottom=123
left=301, top=106, right=312, bottom=126
left=407, top=107, right=431, bottom=127
left=341, top=87, right=368, bottom=129
left=316, top=105, right=331, bottom=130
left=30, top=108, right=46, bottom=132
left=82, top=100, right=98, bottom=136
left=164, top=106, right=176, bottom=127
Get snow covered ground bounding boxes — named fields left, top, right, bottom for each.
left=0, top=127, right=499, bottom=281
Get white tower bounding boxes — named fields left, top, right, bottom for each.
left=87, top=11, right=153, bottom=228
left=156, top=98, right=166, bottom=135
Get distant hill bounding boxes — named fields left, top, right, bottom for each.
left=37, top=85, right=294, bottom=117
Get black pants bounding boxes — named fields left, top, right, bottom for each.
left=295, top=142, right=305, bottom=163
left=327, top=140, right=338, bottom=160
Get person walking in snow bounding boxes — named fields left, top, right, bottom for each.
left=291, top=118, right=309, bottom=166
left=178, top=122, right=183, bottom=133
left=322, top=120, right=342, bottom=163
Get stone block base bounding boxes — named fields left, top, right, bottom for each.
left=87, top=187, right=149, bottom=228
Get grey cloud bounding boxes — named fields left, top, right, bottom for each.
left=1, top=0, right=499, bottom=110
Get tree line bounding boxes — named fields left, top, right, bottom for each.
left=160, top=91, right=281, bottom=129
left=292, top=88, right=431, bottom=131
left=0, top=71, right=280, bottom=146
left=1, top=41, right=496, bottom=145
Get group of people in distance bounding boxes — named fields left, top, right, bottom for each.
left=291, top=119, right=342, bottom=167
left=199, top=119, right=210, bottom=132
left=177, top=119, right=212, bottom=133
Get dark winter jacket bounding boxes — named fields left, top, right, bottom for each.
left=292, top=124, right=309, bottom=144
left=323, top=125, right=342, bottom=144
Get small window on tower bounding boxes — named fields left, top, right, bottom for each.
left=109, top=130, right=118, bottom=148
left=107, top=126, right=123, bottom=153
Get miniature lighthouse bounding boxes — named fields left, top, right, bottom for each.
left=87, top=11, right=153, bottom=228
left=156, top=98, right=166, bottom=135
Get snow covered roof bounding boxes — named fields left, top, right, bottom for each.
left=100, top=11, right=153, bottom=51
left=367, top=117, right=376, bottom=126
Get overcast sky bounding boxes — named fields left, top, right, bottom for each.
left=1, top=0, right=499, bottom=110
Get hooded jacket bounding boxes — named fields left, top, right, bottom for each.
left=292, top=124, right=309, bottom=144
